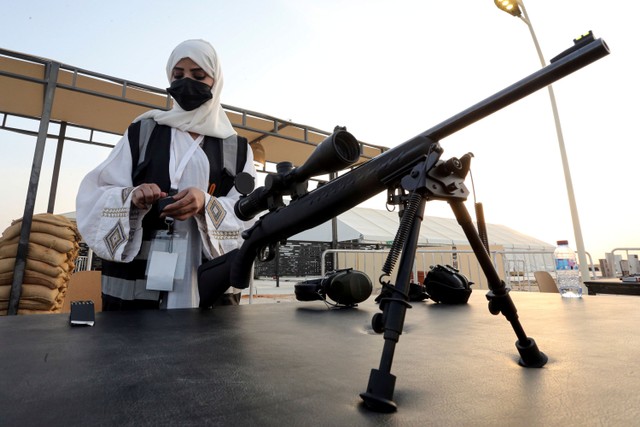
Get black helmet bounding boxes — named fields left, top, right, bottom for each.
left=424, top=264, right=473, bottom=304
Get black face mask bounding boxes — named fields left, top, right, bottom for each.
left=167, top=78, right=213, bottom=111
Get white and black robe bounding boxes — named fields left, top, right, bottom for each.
left=75, top=126, right=255, bottom=309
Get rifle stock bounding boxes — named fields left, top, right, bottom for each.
left=198, top=37, right=609, bottom=307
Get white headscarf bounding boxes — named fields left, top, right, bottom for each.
left=134, top=39, right=236, bottom=138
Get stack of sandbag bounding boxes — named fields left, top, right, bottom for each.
left=0, top=213, right=81, bottom=315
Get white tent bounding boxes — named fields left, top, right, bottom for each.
left=292, top=206, right=554, bottom=251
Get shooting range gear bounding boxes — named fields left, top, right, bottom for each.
left=166, top=78, right=213, bottom=111
left=424, top=264, right=473, bottom=304
left=294, top=269, right=373, bottom=306
left=194, top=35, right=608, bottom=410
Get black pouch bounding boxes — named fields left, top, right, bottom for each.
left=424, top=264, right=473, bottom=304
left=375, top=281, right=429, bottom=303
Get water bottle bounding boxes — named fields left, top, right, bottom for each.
left=553, top=240, right=582, bottom=298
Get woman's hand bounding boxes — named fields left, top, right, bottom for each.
left=131, top=184, right=166, bottom=210
left=159, top=187, right=205, bottom=221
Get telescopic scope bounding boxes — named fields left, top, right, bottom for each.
left=235, top=128, right=360, bottom=221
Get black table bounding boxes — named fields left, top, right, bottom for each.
left=584, top=278, right=640, bottom=296
left=1, top=292, right=639, bottom=426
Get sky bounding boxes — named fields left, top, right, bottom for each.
left=0, top=0, right=637, bottom=262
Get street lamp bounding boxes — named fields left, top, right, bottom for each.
left=494, top=0, right=591, bottom=284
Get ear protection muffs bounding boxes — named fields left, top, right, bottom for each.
left=325, top=269, right=373, bottom=306
left=295, top=268, right=373, bottom=306
left=294, top=279, right=325, bottom=302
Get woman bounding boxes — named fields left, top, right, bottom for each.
left=76, top=39, right=256, bottom=310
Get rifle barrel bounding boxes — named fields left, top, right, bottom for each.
left=424, top=38, right=609, bottom=141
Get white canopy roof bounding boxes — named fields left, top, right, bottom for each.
left=292, top=207, right=554, bottom=251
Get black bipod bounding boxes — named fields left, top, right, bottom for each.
left=360, top=146, right=547, bottom=413
left=449, top=199, right=548, bottom=369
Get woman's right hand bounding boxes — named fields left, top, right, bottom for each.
left=131, top=183, right=167, bottom=210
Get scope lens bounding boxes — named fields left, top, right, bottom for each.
left=334, top=131, right=360, bottom=164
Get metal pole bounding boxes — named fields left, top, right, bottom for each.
left=517, top=0, right=591, bottom=284
left=330, top=172, right=338, bottom=270
left=275, top=242, right=280, bottom=288
left=47, top=121, right=67, bottom=213
left=8, top=62, right=59, bottom=315
left=86, top=247, right=94, bottom=271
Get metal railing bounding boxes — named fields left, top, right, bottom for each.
left=73, top=256, right=88, bottom=273
left=320, top=248, right=597, bottom=292
left=608, top=248, right=640, bottom=276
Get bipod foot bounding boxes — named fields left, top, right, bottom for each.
left=360, top=369, right=398, bottom=413
left=485, top=288, right=548, bottom=369
left=516, top=337, right=548, bottom=368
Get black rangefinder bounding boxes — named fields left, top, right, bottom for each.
left=157, top=196, right=176, bottom=213
left=157, top=188, right=178, bottom=213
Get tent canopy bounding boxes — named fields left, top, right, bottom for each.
left=292, top=207, right=555, bottom=251
left=0, top=47, right=386, bottom=167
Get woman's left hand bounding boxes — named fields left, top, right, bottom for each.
left=159, top=187, right=205, bottom=221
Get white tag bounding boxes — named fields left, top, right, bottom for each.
left=146, top=251, right=178, bottom=291
left=171, top=237, right=189, bottom=280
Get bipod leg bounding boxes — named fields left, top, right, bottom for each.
left=448, top=200, right=548, bottom=368
left=360, top=194, right=426, bottom=412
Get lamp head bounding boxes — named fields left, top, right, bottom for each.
left=494, top=0, right=522, bottom=17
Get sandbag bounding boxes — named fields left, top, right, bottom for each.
left=0, top=270, right=69, bottom=289
left=10, top=213, right=77, bottom=229
left=25, top=271, right=68, bottom=289
left=0, top=297, right=57, bottom=311
left=2, top=219, right=79, bottom=242
left=0, top=301, right=57, bottom=312
left=0, top=285, right=65, bottom=314
left=0, top=257, right=67, bottom=278
left=0, top=257, right=14, bottom=274
left=0, top=242, right=70, bottom=267
left=0, top=232, right=78, bottom=254
left=0, top=213, right=82, bottom=315
left=0, top=307, right=59, bottom=315
left=0, top=283, right=60, bottom=304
